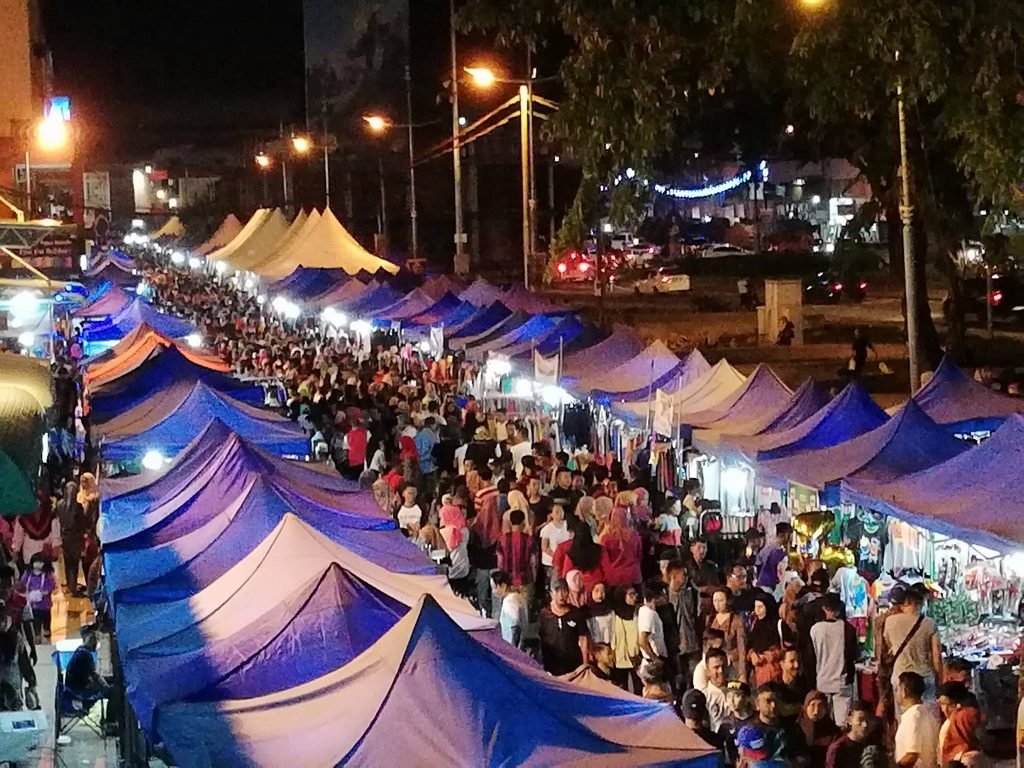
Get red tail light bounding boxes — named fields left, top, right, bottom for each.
left=859, top=281, right=868, bottom=289
left=991, top=290, right=1004, bottom=305
left=833, top=282, right=843, bottom=291
left=578, top=262, right=591, bottom=273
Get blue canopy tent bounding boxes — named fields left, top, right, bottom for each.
left=760, top=400, right=968, bottom=505
left=269, top=267, right=350, bottom=301
left=453, top=310, right=533, bottom=351
left=502, top=314, right=596, bottom=359
left=589, top=344, right=707, bottom=403
left=88, top=347, right=265, bottom=423
left=692, top=378, right=831, bottom=456
left=97, top=381, right=308, bottom=461
left=340, top=284, right=402, bottom=317
left=154, top=594, right=716, bottom=768
left=462, top=312, right=573, bottom=357
left=73, top=283, right=133, bottom=319
left=446, top=301, right=514, bottom=341
left=103, top=476, right=432, bottom=605
left=81, top=299, right=195, bottom=345
left=678, top=365, right=792, bottom=433
left=100, top=420, right=358, bottom=530
left=367, top=288, right=434, bottom=324
left=841, top=414, right=1024, bottom=552
left=401, top=291, right=463, bottom=326
left=911, top=357, right=1024, bottom=433
left=115, top=518, right=497, bottom=736
left=733, top=382, right=887, bottom=464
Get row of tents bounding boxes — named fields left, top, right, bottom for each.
left=78, top=250, right=718, bottom=767
left=97, top=235, right=1024, bottom=553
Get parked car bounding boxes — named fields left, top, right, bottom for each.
left=699, top=243, right=754, bottom=259
left=959, top=273, right=1024, bottom=325
left=802, top=271, right=868, bottom=303
left=634, top=266, right=692, bottom=294
left=554, top=250, right=595, bottom=282
left=625, top=242, right=660, bottom=265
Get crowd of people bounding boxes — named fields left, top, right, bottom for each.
left=0, top=255, right=998, bottom=767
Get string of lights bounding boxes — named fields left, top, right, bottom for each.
left=653, top=161, right=768, bottom=199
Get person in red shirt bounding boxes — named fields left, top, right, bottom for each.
left=552, top=513, right=608, bottom=593
left=340, top=421, right=369, bottom=481
left=598, top=508, right=643, bottom=587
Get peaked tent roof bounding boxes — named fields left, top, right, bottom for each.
left=85, top=253, right=135, bottom=278
left=193, top=214, right=243, bottom=256
left=501, top=314, right=593, bottom=359
left=269, top=266, right=348, bottom=300
left=911, top=357, right=1024, bottom=430
left=452, top=309, right=531, bottom=351
left=612, top=358, right=747, bottom=423
left=224, top=208, right=292, bottom=271
left=236, top=208, right=312, bottom=274
left=73, top=283, right=133, bottom=318
left=87, top=347, right=263, bottom=423
left=306, top=276, right=367, bottom=310
left=459, top=277, right=504, bottom=306
left=400, top=292, right=463, bottom=326
left=369, top=288, right=434, bottom=322
left=98, top=381, right=307, bottom=460
left=344, top=284, right=403, bottom=316
left=749, top=382, right=888, bottom=462
left=589, top=344, right=712, bottom=403
left=101, top=420, right=358, bottom=533
left=115, top=513, right=489, bottom=656
left=81, top=322, right=224, bottom=373
left=760, top=400, right=968, bottom=493
left=83, top=260, right=138, bottom=287
left=693, top=378, right=831, bottom=453
left=501, top=284, right=562, bottom=314
left=81, top=299, right=195, bottom=343
left=678, top=365, right=792, bottom=430
left=156, top=594, right=717, bottom=768
left=420, top=274, right=465, bottom=300
left=207, top=208, right=271, bottom=263
left=151, top=216, right=185, bottom=240
left=447, top=301, right=514, bottom=340
left=255, top=207, right=399, bottom=277
left=842, top=414, right=1024, bottom=552
left=561, top=326, right=646, bottom=382
left=464, top=313, right=566, bottom=357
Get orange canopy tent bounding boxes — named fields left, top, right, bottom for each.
left=84, top=325, right=229, bottom=390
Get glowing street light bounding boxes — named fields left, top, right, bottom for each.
left=255, top=151, right=272, bottom=169
left=291, top=135, right=312, bottom=154
left=36, top=116, right=69, bottom=151
left=464, top=67, right=497, bottom=88
left=363, top=115, right=390, bottom=133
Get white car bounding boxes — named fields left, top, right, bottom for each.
left=625, top=242, right=659, bottom=265
left=700, top=243, right=754, bottom=259
left=634, top=266, right=691, bottom=293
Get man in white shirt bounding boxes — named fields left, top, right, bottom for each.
left=894, top=671, right=939, bottom=768
left=538, top=504, right=572, bottom=583
left=508, top=422, right=532, bottom=477
left=809, top=594, right=857, bottom=726
left=637, top=580, right=668, bottom=677
left=702, top=647, right=730, bottom=732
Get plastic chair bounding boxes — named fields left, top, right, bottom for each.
left=51, top=639, right=105, bottom=754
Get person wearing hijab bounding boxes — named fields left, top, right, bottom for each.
left=12, top=493, right=61, bottom=575
left=565, top=570, right=587, bottom=608
left=798, top=690, right=841, bottom=765
left=708, top=588, right=748, bottom=682
left=610, top=584, right=642, bottom=694
left=439, top=501, right=471, bottom=584
left=586, top=582, right=614, bottom=644
left=576, top=496, right=599, bottom=539
left=598, top=507, right=643, bottom=587
left=748, top=592, right=783, bottom=686
left=593, top=496, right=614, bottom=537
left=552, top=513, right=607, bottom=593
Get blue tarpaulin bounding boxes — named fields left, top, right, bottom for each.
left=270, top=267, right=350, bottom=300
left=98, top=381, right=308, bottom=460
left=447, top=301, right=513, bottom=340
left=82, top=299, right=195, bottom=343
left=912, top=357, right=1023, bottom=433
left=88, top=347, right=265, bottom=423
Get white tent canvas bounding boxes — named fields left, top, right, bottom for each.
left=194, top=214, right=243, bottom=256
left=206, top=209, right=270, bottom=263
left=225, top=209, right=291, bottom=271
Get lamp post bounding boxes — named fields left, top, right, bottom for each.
left=26, top=114, right=70, bottom=217
left=465, top=66, right=552, bottom=289
left=449, top=0, right=466, bottom=274
left=253, top=132, right=319, bottom=211
left=363, top=114, right=422, bottom=260
left=799, top=0, right=920, bottom=392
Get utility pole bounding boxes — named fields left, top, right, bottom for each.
left=405, top=64, right=419, bottom=258
left=526, top=48, right=538, bottom=261
left=519, top=85, right=530, bottom=289
left=449, top=0, right=466, bottom=274
left=896, top=52, right=921, bottom=393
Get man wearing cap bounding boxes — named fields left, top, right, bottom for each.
left=679, top=689, right=723, bottom=749
left=538, top=579, right=590, bottom=676
left=718, top=680, right=755, bottom=766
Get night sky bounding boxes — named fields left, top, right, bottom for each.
left=41, top=0, right=306, bottom=156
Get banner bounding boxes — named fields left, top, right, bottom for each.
left=653, top=388, right=674, bottom=437
left=429, top=325, right=444, bottom=358
left=82, top=171, right=111, bottom=211
left=533, top=350, right=559, bottom=386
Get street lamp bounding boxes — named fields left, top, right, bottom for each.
left=362, top=111, right=420, bottom=259
left=465, top=65, right=543, bottom=289
left=36, top=116, right=69, bottom=151
left=255, top=151, right=271, bottom=169
left=291, top=135, right=312, bottom=154
left=801, top=0, right=921, bottom=391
